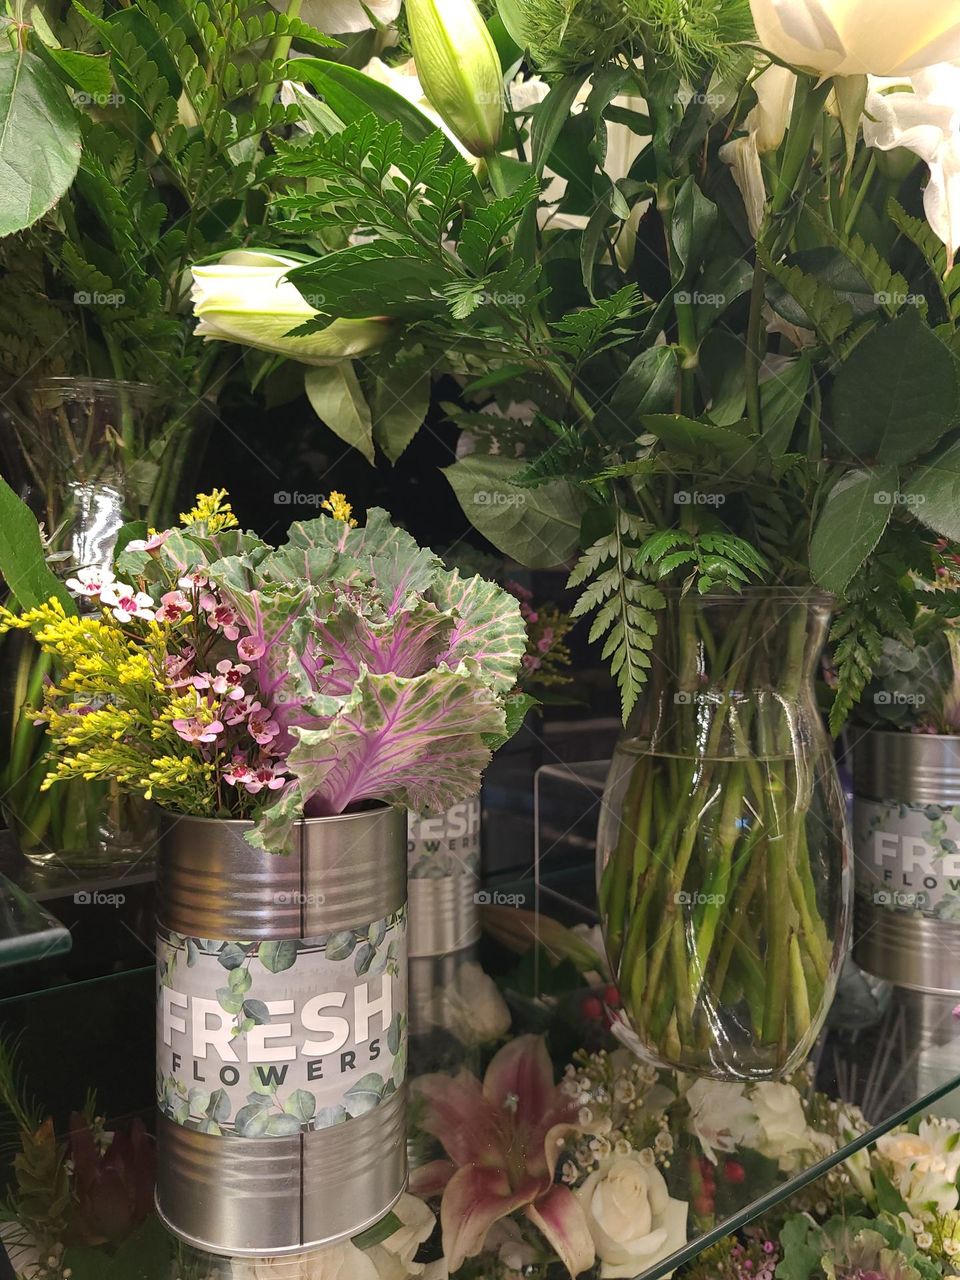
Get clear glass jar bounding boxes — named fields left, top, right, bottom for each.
left=1, top=378, right=162, bottom=869
left=596, top=589, right=852, bottom=1080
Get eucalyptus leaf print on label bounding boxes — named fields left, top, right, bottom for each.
left=854, top=799, right=960, bottom=920
left=156, top=908, right=407, bottom=1136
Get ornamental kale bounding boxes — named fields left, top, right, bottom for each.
left=2, top=492, right=526, bottom=853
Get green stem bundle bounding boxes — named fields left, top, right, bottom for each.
left=600, top=595, right=844, bottom=1077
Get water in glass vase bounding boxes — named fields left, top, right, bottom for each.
left=596, top=592, right=852, bottom=1080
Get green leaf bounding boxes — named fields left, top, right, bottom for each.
left=36, top=46, right=113, bottom=99
left=257, top=940, right=299, bottom=973
left=639, top=414, right=758, bottom=474
left=352, top=1210, right=403, bottom=1250
left=671, top=176, right=717, bottom=280
left=776, top=1215, right=824, bottom=1280
left=0, top=48, right=81, bottom=236
left=831, top=310, right=960, bottom=464
left=760, top=353, right=811, bottom=457
left=0, top=475, right=75, bottom=613
left=290, top=58, right=456, bottom=155
left=444, top=454, right=584, bottom=568
left=531, top=71, right=590, bottom=175
left=902, top=438, right=960, bottom=539
left=606, top=347, right=678, bottom=436
left=305, top=363, right=374, bottom=464
left=809, top=467, right=898, bottom=595
left=370, top=349, right=431, bottom=463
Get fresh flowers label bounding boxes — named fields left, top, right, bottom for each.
left=156, top=909, right=407, bottom=1137
left=408, top=797, right=481, bottom=879
left=854, top=798, right=960, bottom=919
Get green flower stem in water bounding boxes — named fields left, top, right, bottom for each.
left=604, top=597, right=837, bottom=1075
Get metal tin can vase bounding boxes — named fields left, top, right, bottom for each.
left=407, top=797, right=481, bottom=958
left=155, top=806, right=408, bottom=1256
left=853, top=730, right=960, bottom=994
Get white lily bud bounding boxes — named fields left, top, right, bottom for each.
left=405, top=0, right=504, bottom=157
left=190, top=251, right=389, bottom=367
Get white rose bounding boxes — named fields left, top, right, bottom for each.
left=577, top=1151, right=688, bottom=1279
left=749, top=0, right=960, bottom=79
left=231, top=1243, right=380, bottom=1280
left=685, top=1079, right=759, bottom=1164
left=191, top=250, right=389, bottom=367
left=750, top=1083, right=822, bottom=1173
left=877, top=1119, right=960, bottom=1215
left=366, top=1194, right=440, bottom=1279
left=437, top=960, right=511, bottom=1047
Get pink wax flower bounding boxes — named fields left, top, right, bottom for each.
left=207, top=660, right=251, bottom=699
left=248, top=711, right=280, bottom=746
left=126, top=529, right=172, bottom=553
left=226, top=762, right=288, bottom=794
left=237, top=635, right=266, bottom=662
left=205, top=602, right=240, bottom=641
left=163, top=648, right=196, bottom=687
left=155, top=590, right=191, bottom=624
left=223, top=695, right=260, bottom=726
left=100, top=583, right=156, bottom=623
left=172, top=717, right=224, bottom=744
left=177, top=571, right=209, bottom=592
left=65, top=567, right=115, bottom=598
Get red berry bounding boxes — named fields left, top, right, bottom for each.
left=693, top=1195, right=714, bottom=1216
left=582, top=996, right=603, bottom=1021
left=603, top=984, right=621, bottom=1007
left=724, top=1160, right=746, bottom=1184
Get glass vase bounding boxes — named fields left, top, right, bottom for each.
left=596, top=589, right=852, bottom=1080
left=0, top=378, right=162, bottom=870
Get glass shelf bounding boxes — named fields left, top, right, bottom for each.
left=2, top=763, right=960, bottom=1279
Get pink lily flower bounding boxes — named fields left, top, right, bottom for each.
left=411, top=1034, right=596, bottom=1277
